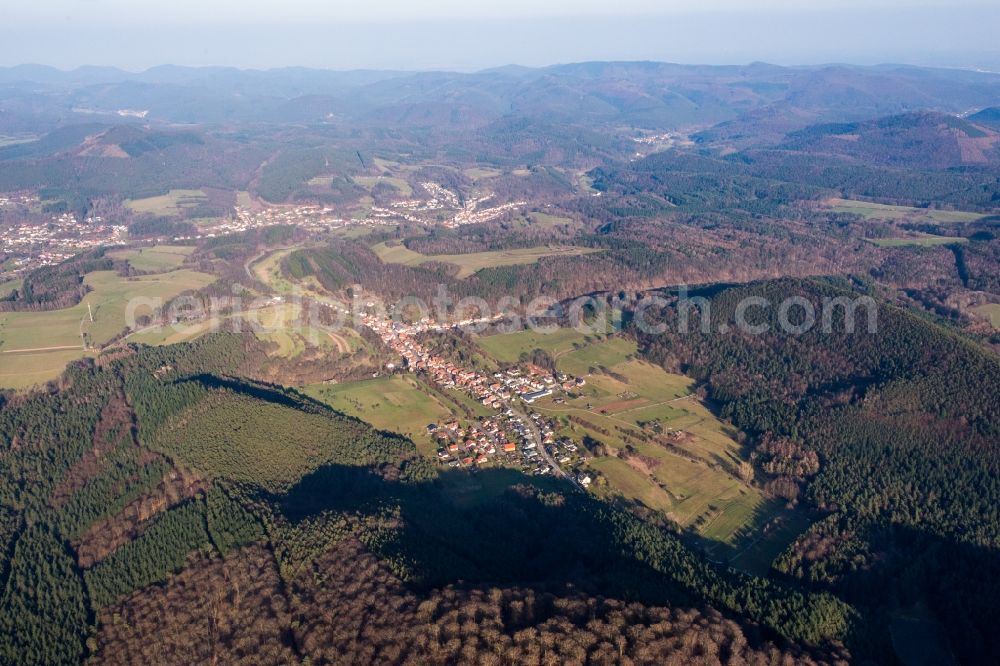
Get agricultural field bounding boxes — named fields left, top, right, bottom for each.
left=867, top=236, right=968, bottom=247
left=438, top=467, right=560, bottom=508
left=576, top=171, right=600, bottom=194
left=0, top=349, right=96, bottom=389
left=303, top=375, right=455, bottom=455
left=333, top=224, right=389, bottom=239
left=251, top=248, right=298, bottom=294
left=553, top=336, right=637, bottom=375
left=372, top=242, right=601, bottom=279
left=520, top=336, right=785, bottom=556
left=474, top=327, right=593, bottom=364
left=463, top=166, right=503, bottom=180
left=351, top=196, right=375, bottom=220
left=370, top=242, right=429, bottom=266
left=306, top=175, right=334, bottom=187
left=109, top=245, right=195, bottom=272
left=251, top=247, right=351, bottom=306
left=353, top=175, right=413, bottom=196
left=0, top=279, right=21, bottom=299
left=974, top=303, right=1000, bottom=328
left=828, top=198, right=984, bottom=223
left=525, top=212, right=575, bottom=229
left=130, top=299, right=359, bottom=357
left=422, top=380, right=496, bottom=419
left=249, top=303, right=309, bottom=357
left=727, top=507, right=814, bottom=576
left=0, top=134, right=37, bottom=147
left=0, top=269, right=216, bottom=388
left=245, top=303, right=356, bottom=358
left=128, top=319, right=219, bottom=347
left=236, top=191, right=255, bottom=207
left=125, top=189, right=208, bottom=217
left=587, top=457, right=674, bottom=513
left=261, top=325, right=355, bottom=358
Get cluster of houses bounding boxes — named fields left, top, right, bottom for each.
left=170, top=180, right=524, bottom=241
left=360, top=182, right=526, bottom=229
left=431, top=409, right=585, bottom=476
left=420, top=182, right=461, bottom=208
left=632, top=132, right=679, bottom=146
left=359, top=311, right=598, bottom=479
left=361, top=314, right=582, bottom=411
left=0, top=212, right=127, bottom=277
left=430, top=413, right=535, bottom=469
left=368, top=204, right=424, bottom=224
left=450, top=197, right=526, bottom=228
left=170, top=204, right=361, bottom=242
left=0, top=192, right=38, bottom=209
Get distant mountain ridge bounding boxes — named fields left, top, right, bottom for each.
left=2, top=61, right=1000, bottom=132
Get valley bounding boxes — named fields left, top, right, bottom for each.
left=0, top=59, right=998, bottom=665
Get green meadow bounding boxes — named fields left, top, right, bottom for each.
left=303, top=375, right=456, bottom=455
left=372, top=242, right=601, bottom=279
left=475, top=328, right=593, bottom=364
left=867, top=236, right=968, bottom=247
left=0, top=269, right=215, bottom=388
left=496, top=335, right=802, bottom=561
left=829, top=198, right=983, bottom=223
left=125, top=189, right=208, bottom=217
left=109, top=245, right=195, bottom=272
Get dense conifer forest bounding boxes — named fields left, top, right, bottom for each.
left=631, top=278, right=1000, bottom=663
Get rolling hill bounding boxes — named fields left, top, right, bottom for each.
left=778, top=111, right=1000, bottom=167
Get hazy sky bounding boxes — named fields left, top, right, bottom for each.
left=1, top=0, right=999, bottom=71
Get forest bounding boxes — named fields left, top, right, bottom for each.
left=0, top=249, right=113, bottom=311
left=0, top=331, right=863, bottom=664
left=630, top=278, right=1000, bottom=663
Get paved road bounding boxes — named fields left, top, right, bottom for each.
left=244, top=248, right=273, bottom=282
left=510, top=403, right=583, bottom=492
left=2, top=345, right=84, bottom=354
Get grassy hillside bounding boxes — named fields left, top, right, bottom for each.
left=372, top=242, right=601, bottom=279
left=303, top=375, right=455, bottom=456
left=108, top=245, right=195, bottom=271
left=828, top=198, right=984, bottom=223
left=0, top=269, right=216, bottom=388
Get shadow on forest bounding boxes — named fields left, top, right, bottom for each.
left=183, top=374, right=329, bottom=411
left=263, top=463, right=712, bottom=611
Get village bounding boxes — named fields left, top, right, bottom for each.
left=171, top=203, right=358, bottom=242
left=0, top=192, right=39, bottom=210
left=168, top=182, right=526, bottom=241
left=360, top=311, right=592, bottom=485
left=0, top=211, right=128, bottom=278
left=1, top=179, right=527, bottom=281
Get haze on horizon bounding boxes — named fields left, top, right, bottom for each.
left=1, top=0, right=999, bottom=72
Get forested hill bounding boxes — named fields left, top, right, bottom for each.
left=631, top=278, right=1000, bottom=663
left=0, top=332, right=855, bottom=664
left=778, top=112, right=1000, bottom=168
left=0, top=250, right=113, bottom=312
